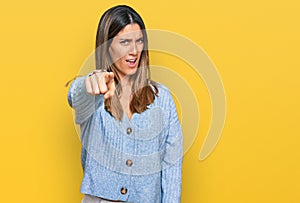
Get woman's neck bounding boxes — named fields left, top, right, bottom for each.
left=119, top=76, right=133, bottom=119
left=119, top=75, right=133, bottom=93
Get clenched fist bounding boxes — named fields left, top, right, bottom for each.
left=85, top=70, right=115, bottom=99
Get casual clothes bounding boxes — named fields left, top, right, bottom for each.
left=68, top=76, right=183, bottom=203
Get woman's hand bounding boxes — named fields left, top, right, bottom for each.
left=84, top=70, right=115, bottom=99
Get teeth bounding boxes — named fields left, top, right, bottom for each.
left=127, top=59, right=136, bottom=62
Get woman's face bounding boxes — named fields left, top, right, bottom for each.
left=109, top=23, right=144, bottom=80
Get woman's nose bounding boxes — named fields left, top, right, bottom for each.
left=129, top=43, right=138, bottom=55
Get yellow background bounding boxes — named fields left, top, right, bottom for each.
left=1, top=0, right=299, bottom=202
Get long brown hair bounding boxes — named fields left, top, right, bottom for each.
left=95, top=5, right=158, bottom=120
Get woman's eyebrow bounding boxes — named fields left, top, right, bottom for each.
left=118, top=34, right=143, bottom=40
left=118, top=38, right=132, bottom=41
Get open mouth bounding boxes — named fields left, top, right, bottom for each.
left=125, top=58, right=138, bottom=67
left=126, top=58, right=137, bottom=63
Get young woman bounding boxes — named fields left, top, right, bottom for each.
left=68, top=5, right=183, bottom=203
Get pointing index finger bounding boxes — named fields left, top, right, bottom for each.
left=105, top=72, right=115, bottom=83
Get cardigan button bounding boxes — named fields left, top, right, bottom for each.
left=126, top=127, right=132, bottom=135
left=120, top=187, right=127, bottom=195
left=126, top=159, right=133, bottom=167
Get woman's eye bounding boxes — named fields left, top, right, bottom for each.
left=120, top=40, right=129, bottom=45
left=137, top=38, right=144, bottom=44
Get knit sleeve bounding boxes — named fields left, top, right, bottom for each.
left=161, top=89, right=183, bottom=203
left=67, top=76, right=104, bottom=124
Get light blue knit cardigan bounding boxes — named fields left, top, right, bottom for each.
left=68, top=76, right=183, bottom=203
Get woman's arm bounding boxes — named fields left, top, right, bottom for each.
left=68, top=76, right=100, bottom=124
left=68, top=71, right=115, bottom=124
left=161, top=90, right=183, bottom=203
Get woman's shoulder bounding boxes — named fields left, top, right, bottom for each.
left=150, top=81, right=173, bottom=104
left=156, top=82, right=167, bottom=91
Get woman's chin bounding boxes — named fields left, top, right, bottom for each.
left=118, top=68, right=138, bottom=79
left=126, top=67, right=138, bottom=75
